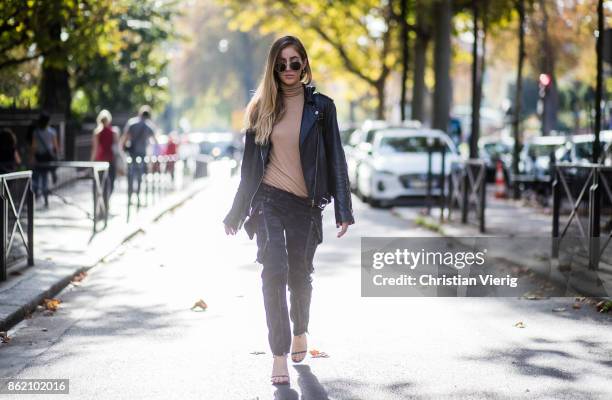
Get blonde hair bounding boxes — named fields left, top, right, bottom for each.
left=94, top=109, right=112, bottom=135
left=244, top=35, right=312, bottom=145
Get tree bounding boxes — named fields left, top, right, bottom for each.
left=432, top=0, right=452, bottom=132
left=169, top=0, right=273, bottom=129
left=411, top=0, right=431, bottom=122
left=223, top=0, right=400, bottom=119
left=0, top=0, right=120, bottom=115
left=399, top=0, right=410, bottom=121
left=73, top=0, right=179, bottom=116
left=512, top=0, right=526, bottom=199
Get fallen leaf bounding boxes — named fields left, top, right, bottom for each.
left=572, top=303, right=582, bottom=309
left=71, top=272, right=87, bottom=283
left=599, top=302, right=612, bottom=313
left=514, top=321, right=526, bottom=328
left=191, top=299, right=208, bottom=311
left=0, top=331, right=10, bottom=343
left=250, top=351, right=265, bottom=355
left=42, top=298, right=61, bottom=311
left=309, top=349, right=329, bottom=358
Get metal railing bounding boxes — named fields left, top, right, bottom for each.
left=125, top=154, right=211, bottom=222
left=1, top=171, right=34, bottom=281
left=551, top=161, right=612, bottom=270
left=446, top=159, right=487, bottom=233
left=38, top=161, right=110, bottom=235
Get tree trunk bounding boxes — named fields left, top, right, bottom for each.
left=412, top=1, right=429, bottom=122
left=470, top=0, right=488, bottom=158
left=40, top=65, right=71, bottom=116
left=470, top=0, right=480, bottom=159
left=39, top=22, right=71, bottom=117
left=400, top=0, right=409, bottom=121
left=376, top=80, right=386, bottom=120
left=432, top=0, right=452, bottom=132
left=595, top=0, right=603, bottom=163
left=238, top=32, right=256, bottom=105
left=512, top=0, right=525, bottom=199
left=539, top=0, right=558, bottom=135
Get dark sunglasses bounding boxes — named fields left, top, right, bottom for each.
left=275, top=60, right=302, bottom=73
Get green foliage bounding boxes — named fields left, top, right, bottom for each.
left=0, top=0, right=119, bottom=71
left=73, top=0, right=180, bottom=116
left=0, top=0, right=178, bottom=116
left=222, top=0, right=398, bottom=104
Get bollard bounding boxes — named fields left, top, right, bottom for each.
left=461, top=167, right=469, bottom=224
left=479, top=164, right=486, bottom=233
left=426, top=140, right=433, bottom=215
left=440, top=146, right=446, bottom=222
left=588, top=167, right=601, bottom=270
left=551, top=167, right=561, bottom=259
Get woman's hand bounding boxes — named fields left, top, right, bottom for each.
left=224, top=223, right=238, bottom=235
left=336, top=222, right=350, bottom=238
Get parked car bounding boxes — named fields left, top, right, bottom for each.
left=197, top=132, right=239, bottom=160
left=556, top=131, right=612, bottom=165
left=355, top=128, right=460, bottom=207
left=518, top=136, right=567, bottom=182
left=345, top=119, right=421, bottom=192
left=339, top=123, right=359, bottom=146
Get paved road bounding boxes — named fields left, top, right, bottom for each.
left=1, top=176, right=611, bottom=400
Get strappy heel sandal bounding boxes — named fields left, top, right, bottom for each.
left=291, top=333, right=308, bottom=363
left=270, top=375, right=290, bottom=385
left=291, top=350, right=307, bottom=363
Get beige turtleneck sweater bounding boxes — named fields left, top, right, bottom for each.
left=262, top=81, right=309, bottom=198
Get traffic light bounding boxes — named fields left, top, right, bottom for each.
left=537, top=73, right=552, bottom=117
left=538, top=73, right=551, bottom=98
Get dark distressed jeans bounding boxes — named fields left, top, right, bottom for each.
left=251, top=182, right=323, bottom=356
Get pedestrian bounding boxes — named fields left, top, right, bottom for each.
left=120, top=105, right=158, bottom=204
left=164, top=131, right=179, bottom=181
left=91, top=109, right=118, bottom=205
left=29, top=112, right=59, bottom=207
left=222, top=35, right=355, bottom=386
left=0, top=128, right=22, bottom=174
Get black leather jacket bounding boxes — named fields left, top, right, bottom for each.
left=223, top=83, right=355, bottom=237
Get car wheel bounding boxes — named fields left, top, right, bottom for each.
left=367, top=196, right=383, bottom=208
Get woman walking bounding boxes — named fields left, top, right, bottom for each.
left=91, top=109, right=118, bottom=207
left=223, top=35, right=354, bottom=386
left=29, top=112, right=59, bottom=207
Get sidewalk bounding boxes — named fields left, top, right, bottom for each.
left=0, top=170, right=210, bottom=332
left=391, top=188, right=612, bottom=299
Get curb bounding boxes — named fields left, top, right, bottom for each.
left=0, top=178, right=209, bottom=332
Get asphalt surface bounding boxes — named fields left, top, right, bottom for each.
left=1, top=173, right=611, bottom=400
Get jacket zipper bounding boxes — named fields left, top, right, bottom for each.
left=312, top=117, right=320, bottom=207
left=247, top=144, right=266, bottom=214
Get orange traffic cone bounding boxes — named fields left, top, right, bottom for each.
left=494, top=159, right=507, bottom=199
